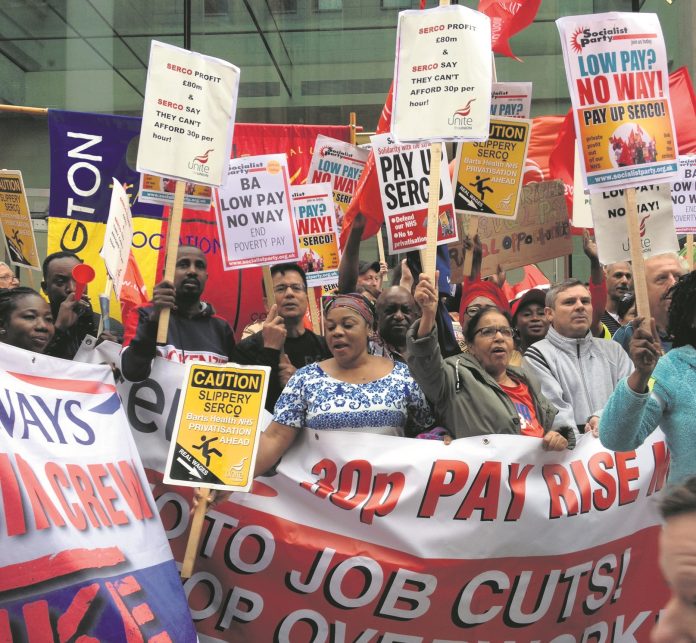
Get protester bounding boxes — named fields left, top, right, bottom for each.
left=372, top=285, right=418, bottom=362
left=582, top=231, right=617, bottom=338
left=617, top=292, right=637, bottom=325
left=511, top=288, right=548, bottom=353
left=252, top=293, right=435, bottom=476
left=0, top=262, right=19, bottom=289
left=337, top=212, right=386, bottom=302
left=614, top=252, right=687, bottom=353
left=407, top=273, right=573, bottom=449
left=0, top=287, right=54, bottom=353
left=602, top=261, right=633, bottom=335
left=41, top=251, right=122, bottom=359
left=651, top=476, right=696, bottom=642
left=524, top=279, right=633, bottom=437
left=600, top=271, right=696, bottom=484
left=234, top=263, right=331, bottom=411
left=121, top=245, right=236, bottom=381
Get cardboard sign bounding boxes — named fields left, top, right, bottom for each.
left=449, top=181, right=572, bottom=281
left=371, top=133, right=456, bottom=253
left=491, top=82, right=532, bottom=119
left=137, top=40, right=239, bottom=186
left=139, top=172, right=212, bottom=211
left=308, top=135, right=368, bottom=230
left=452, top=118, right=531, bottom=219
left=216, top=154, right=298, bottom=269
left=0, top=170, right=41, bottom=270
left=291, top=182, right=341, bottom=288
left=164, top=362, right=269, bottom=492
left=99, top=179, right=133, bottom=296
left=392, top=4, right=492, bottom=142
left=590, top=183, right=678, bottom=264
left=671, top=155, right=696, bottom=233
left=557, top=12, right=677, bottom=190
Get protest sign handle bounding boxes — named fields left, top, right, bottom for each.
left=24, top=267, right=35, bottom=290
left=157, top=180, right=186, bottom=344
left=421, top=141, right=441, bottom=283
left=462, top=214, right=480, bottom=278
left=181, top=489, right=210, bottom=579
left=308, top=286, right=321, bottom=334
left=376, top=228, right=386, bottom=265
left=349, top=112, right=357, bottom=146
left=687, top=234, right=694, bottom=271
left=624, top=188, right=650, bottom=319
left=98, top=277, right=113, bottom=336
left=263, top=265, right=275, bottom=312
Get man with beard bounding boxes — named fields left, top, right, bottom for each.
left=523, top=279, right=633, bottom=438
left=373, top=286, right=417, bottom=362
left=121, top=245, right=239, bottom=381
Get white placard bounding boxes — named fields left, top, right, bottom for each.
left=392, top=4, right=492, bottom=142
left=491, top=82, right=532, bottom=119
left=100, top=179, right=133, bottom=296
left=671, top=155, right=696, bottom=233
left=137, top=40, right=239, bottom=187
left=215, top=154, right=298, bottom=269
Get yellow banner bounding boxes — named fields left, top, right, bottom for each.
left=0, top=170, right=41, bottom=270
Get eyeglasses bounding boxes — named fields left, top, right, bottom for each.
left=474, top=325, right=515, bottom=339
left=273, top=283, right=306, bottom=294
left=0, top=273, right=16, bottom=283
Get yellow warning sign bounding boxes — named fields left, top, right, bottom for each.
left=164, top=362, right=270, bottom=492
left=0, top=170, right=41, bottom=270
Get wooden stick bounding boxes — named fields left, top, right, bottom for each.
left=422, top=142, right=441, bottom=282
left=349, top=112, right=357, bottom=146
left=462, top=214, right=480, bottom=277
left=262, top=265, right=275, bottom=312
left=156, top=180, right=186, bottom=344
left=376, top=228, right=386, bottom=265
left=181, top=489, right=210, bottom=579
left=308, top=286, right=321, bottom=334
left=624, top=188, right=650, bottom=319
left=687, top=234, right=694, bottom=271
left=25, top=267, right=35, bottom=289
left=0, top=104, right=48, bottom=116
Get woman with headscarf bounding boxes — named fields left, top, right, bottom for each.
left=0, top=287, right=55, bottom=354
left=253, top=293, right=434, bottom=475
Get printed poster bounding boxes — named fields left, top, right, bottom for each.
left=392, top=4, right=492, bottom=142
left=0, top=170, right=41, bottom=270
left=216, top=154, right=298, bottom=269
left=491, top=81, right=532, bottom=118
left=452, top=117, right=531, bottom=219
left=164, top=362, right=269, bottom=492
left=291, top=182, right=341, bottom=289
left=100, top=179, right=133, bottom=296
left=308, top=135, right=368, bottom=230
left=557, top=12, right=678, bottom=189
left=590, top=183, right=678, bottom=264
left=138, top=172, right=213, bottom=211
left=671, top=155, right=696, bottom=233
left=371, top=133, right=457, bottom=253
left=137, top=40, right=239, bottom=186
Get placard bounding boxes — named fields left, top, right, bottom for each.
left=164, top=362, right=269, bottom=492
left=452, top=117, right=531, bottom=219
left=0, top=170, right=41, bottom=270
left=100, top=179, right=133, bottom=296
left=138, top=173, right=212, bottom=211
left=308, top=135, right=368, bottom=230
left=291, top=182, right=341, bottom=288
left=372, top=133, right=456, bottom=253
left=449, top=181, right=572, bottom=281
left=491, top=81, right=532, bottom=118
left=590, top=183, right=678, bottom=264
left=216, top=154, right=298, bottom=269
left=557, top=12, right=677, bottom=189
left=671, top=155, right=696, bottom=233
left=392, top=4, right=492, bottom=142
left=137, top=40, right=239, bottom=186
left=572, top=144, right=594, bottom=228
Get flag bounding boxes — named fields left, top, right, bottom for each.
left=120, top=251, right=149, bottom=345
left=478, top=0, right=542, bottom=61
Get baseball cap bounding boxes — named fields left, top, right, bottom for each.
left=511, top=288, right=547, bottom=324
left=358, top=260, right=380, bottom=275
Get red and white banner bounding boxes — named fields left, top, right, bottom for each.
left=77, top=341, right=670, bottom=642
left=0, top=344, right=196, bottom=641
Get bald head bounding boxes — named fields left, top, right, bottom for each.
left=376, top=286, right=417, bottom=348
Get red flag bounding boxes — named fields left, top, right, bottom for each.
left=120, top=251, right=149, bottom=345
left=478, top=0, right=542, bottom=61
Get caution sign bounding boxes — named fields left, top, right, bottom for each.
left=0, top=170, right=41, bottom=270
left=164, top=363, right=270, bottom=492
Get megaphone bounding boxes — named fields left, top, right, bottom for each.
left=72, top=264, right=95, bottom=301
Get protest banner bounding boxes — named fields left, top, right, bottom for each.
left=0, top=170, right=41, bottom=271
left=291, top=183, right=341, bottom=289
left=77, top=339, right=672, bottom=642
left=452, top=117, right=531, bottom=219
left=371, top=133, right=456, bottom=253
left=164, top=362, right=269, bottom=492
left=449, top=180, right=572, bottom=281
left=137, top=40, right=239, bottom=187
left=392, top=4, right=492, bottom=142
left=572, top=144, right=594, bottom=228
left=216, top=154, right=297, bottom=269
left=557, top=12, right=678, bottom=190
left=100, top=179, right=133, bottom=296
left=308, top=135, right=368, bottom=230
left=590, top=183, right=678, bottom=265
left=491, top=81, right=532, bottom=118
left=139, top=173, right=213, bottom=211
left=0, top=343, right=197, bottom=641
left=671, top=155, right=696, bottom=233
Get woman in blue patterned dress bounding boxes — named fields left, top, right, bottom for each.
left=253, top=293, right=434, bottom=476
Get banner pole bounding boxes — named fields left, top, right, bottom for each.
left=349, top=112, right=357, bottom=146
left=181, top=489, right=210, bottom=579
left=625, top=188, right=650, bottom=320
left=156, top=180, right=186, bottom=344
left=421, top=141, right=441, bottom=282
left=262, top=266, right=275, bottom=312
left=376, top=227, right=386, bottom=265
left=308, top=287, right=321, bottom=334
left=687, top=233, right=694, bottom=270
left=0, top=104, right=48, bottom=116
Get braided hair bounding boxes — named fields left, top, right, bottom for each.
left=667, top=271, right=696, bottom=348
